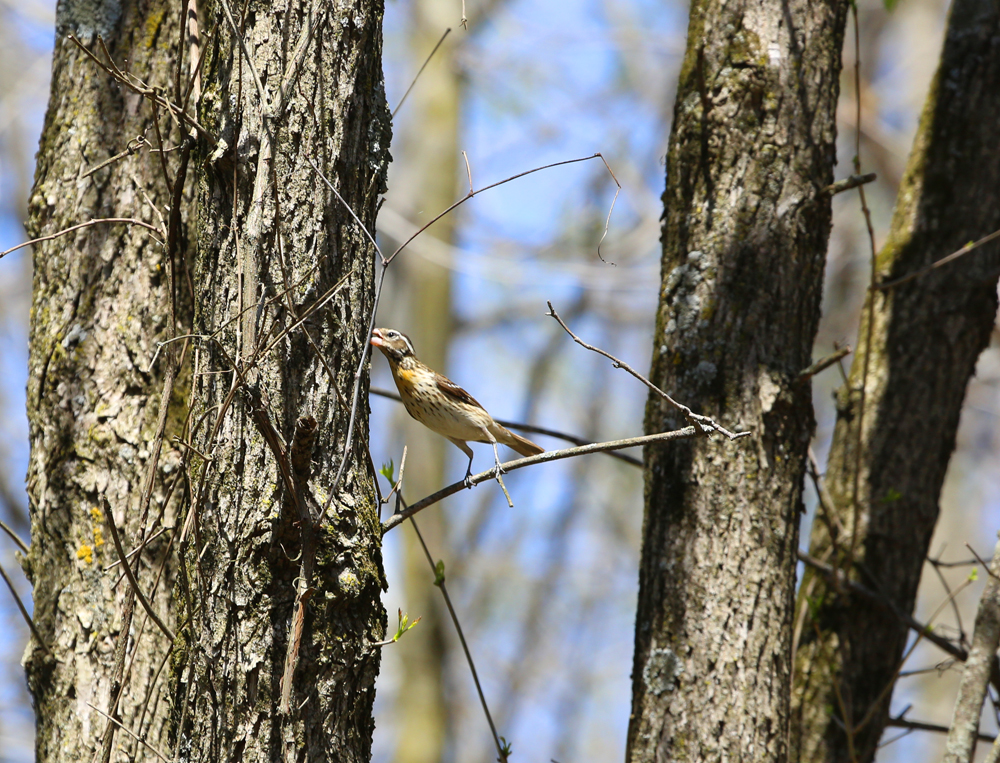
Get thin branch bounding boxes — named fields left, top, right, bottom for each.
left=823, top=172, right=877, bottom=196
left=0, top=519, right=29, bottom=554
left=104, top=500, right=176, bottom=643
left=382, top=427, right=699, bottom=534
left=943, top=537, right=1000, bottom=763
left=546, top=301, right=749, bottom=440
left=392, top=27, right=452, bottom=118
left=0, top=560, right=50, bottom=654
left=0, top=218, right=164, bottom=260
left=86, top=702, right=170, bottom=763
left=887, top=715, right=995, bottom=743
left=798, top=346, right=852, bottom=382
left=797, top=550, right=967, bottom=662
left=218, top=0, right=270, bottom=109
left=409, top=513, right=509, bottom=762
left=846, top=1, right=880, bottom=578
left=876, top=228, right=1000, bottom=291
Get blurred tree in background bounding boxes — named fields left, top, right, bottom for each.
left=2, top=0, right=1000, bottom=761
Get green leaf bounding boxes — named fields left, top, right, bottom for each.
left=498, top=736, right=513, bottom=760
left=392, top=608, right=421, bottom=642
left=969, top=568, right=979, bottom=582
left=883, top=0, right=899, bottom=11
left=379, top=460, right=395, bottom=484
left=434, top=560, right=446, bottom=587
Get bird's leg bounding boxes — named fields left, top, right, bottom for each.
left=448, top=438, right=476, bottom=489
left=485, top=433, right=513, bottom=508
left=489, top=440, right=505, bottom=480
left=463, top=453, right=475, bottom=489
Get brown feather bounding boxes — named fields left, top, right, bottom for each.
left=434, top=373, right=486, bottom=411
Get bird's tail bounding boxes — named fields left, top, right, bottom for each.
left=493, top=425, right=544, bottom=458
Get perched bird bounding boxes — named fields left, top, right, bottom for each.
left=370, top=328, right=544, bottom=485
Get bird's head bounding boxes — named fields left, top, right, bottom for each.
left=370, top=328, right=416, bottom=363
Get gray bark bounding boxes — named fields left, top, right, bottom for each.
left=24, top=0, right=392, bottom=760
left=627, top=0, right=848, bottom=760
left=943, top=537, right=1000, bottom=763
left=791, top=0, right=1000, bottom=758
left=24, top=3, right=188, bottom=760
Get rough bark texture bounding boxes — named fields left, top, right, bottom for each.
left=791, top=1, right=1000, bottom=759
left=942, top=536, right=1000, bottom=763
left=24, top=2, right=186, bottom=760
left=627, top=0, right=848, bottom=760
left=175, top=0, right=391, bottom=761
left=24, top=0, right=392, bottom=760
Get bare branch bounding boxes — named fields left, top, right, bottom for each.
left=546, top=301, right=750, bottom=441
left=0, top=217, right=164, bottom=260
left=876, top=227, right=1000, bottom=292
left=797, top=551, right=967, bottom=662
left=0, top=561, right=50, bottom=654
left=0, top=519, right=29, bottom=554
left=823, top=172, right=876, bottom=195
left=943, top=536, right=1000, bottom=763
left=392, top=27, right=452, bottom=118
left=382, top=427, right=698, bottom=534
left=104, top=500, right=176, bottom=643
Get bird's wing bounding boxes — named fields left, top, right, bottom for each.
left=434, top=372, right=487, bottom=411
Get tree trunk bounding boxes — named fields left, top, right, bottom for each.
left=24, top=3, right=189, bottom=759
left=25, top=0, right=392, bottom=760
left=791, top=0, right=1000, bottom=759
left=627, top=0, right=848, bottom=760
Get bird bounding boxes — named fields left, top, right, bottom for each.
left=370, top=328, right=544, bottom=486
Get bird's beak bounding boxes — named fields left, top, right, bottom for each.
left=370, top=328, right=385, bottom=347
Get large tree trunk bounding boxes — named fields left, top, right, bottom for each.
left=24, top=3, right=189, bottom=759
left=791, top=0, right=1000, bottom=759
left=626, top=0, right=848, bottom=760
left=24, top=0, right=392, bottom=760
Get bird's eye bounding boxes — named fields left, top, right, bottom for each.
left=387, top=331, right=398, bottom=338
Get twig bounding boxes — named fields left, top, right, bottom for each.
left=408, top=514, right=508, bottom=762
left=86, top=702, right=170, bottom=762
left=797, top=551, right=966, bottom=662
left=0, top=217, right=164, bottom=260
left=81, top=134, right=148, bottom=179
left=0, top=561, right=50, bottom=654
left=967, top=542, right=1000, bottom=582
left=887, top=715, right=995, bottom=743
left=382, top=427, right=699, bottom=533
left=68, top=34, right=215, bottom=142
left=876, top=228, right=1000, bottom=291
left=392, top=27, right=452, bottom=118
left=0, top=519, right=29, bottom=554
left=546, top=302, right=749, bottom=440
left=798, top=346, right=852, bottom=381
left=104, top=500, right=176, bottom=642
left=823, top=173, right=877, bottom=196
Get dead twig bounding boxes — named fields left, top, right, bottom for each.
left=382, top=427, right=699, bottom=533
left=546, top=302, right=750, bottom=441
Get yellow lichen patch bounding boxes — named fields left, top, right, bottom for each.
left=90, top=506, right=103, bottom=522
left=77, top=544, right=94, bottom=564
left=93, top=526, right=105, bottom=548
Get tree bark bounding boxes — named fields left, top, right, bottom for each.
left=24, top=3, right=188, bottom=760
left=627, top=0, right=848, bottom=760
left=25, top=0, right=392, bottom=760
left=791, top=0, right=1000, bottom=759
